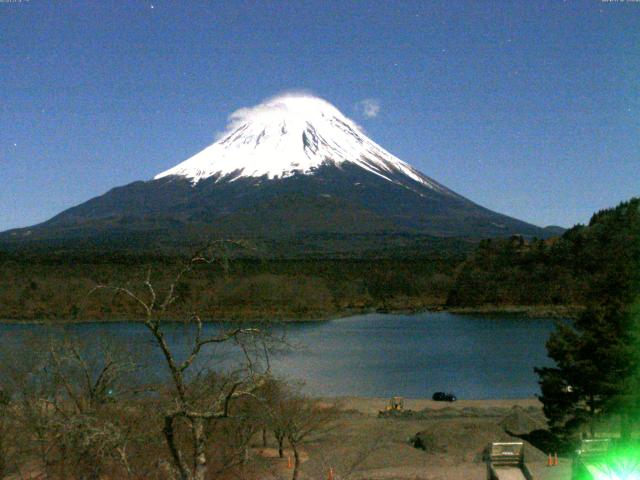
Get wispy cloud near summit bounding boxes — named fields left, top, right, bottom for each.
left=357, top=98, right=381, bottom=118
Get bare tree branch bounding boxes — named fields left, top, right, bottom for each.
left=82, top=241, right=274, bottom=480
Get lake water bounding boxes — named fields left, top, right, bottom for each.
left=0, top=312, right=558, bottom=400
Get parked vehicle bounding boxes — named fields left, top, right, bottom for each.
left=432, top=391, right=457, bottom=402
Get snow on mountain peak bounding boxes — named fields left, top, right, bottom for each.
left=154, top=93, right=444, bottom=192
left=225, top=94, right=349, bottom=130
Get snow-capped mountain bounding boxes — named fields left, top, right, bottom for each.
left=0, top=94, right=557, bottom=254
left=154, top=94, right=447, bottom=194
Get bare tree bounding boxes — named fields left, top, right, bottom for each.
left=0, top=333, right=141, bottom=480
left=90, top=243, right=275, bottom=480
left=254, top=375, right=289, bottom=458
left=284, top=396, right=336, bottom=480
left=47, top=336, right=139, bottom=479
left=311, top=427, right=390, bottom=480
left=0, top=335, right=56, bottom=478
left=256, top=379, right=336, bottom=480
left=0, top=387, right=10, bottom=478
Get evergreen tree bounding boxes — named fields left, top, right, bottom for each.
left=536, top=198, right=640, bottom=440
left=536, top=305, right=640, bottom=439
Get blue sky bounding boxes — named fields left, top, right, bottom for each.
left=1, top=0, right=638, bottom=231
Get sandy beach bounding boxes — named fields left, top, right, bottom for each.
left=328, top=396, right=543, bottom=415
left=252, top=396, right=571, bottom=480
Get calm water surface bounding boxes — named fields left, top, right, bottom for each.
left=0, top=312, right=557, bottom=400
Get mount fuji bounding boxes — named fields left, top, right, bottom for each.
left=1, top=94, right=557, bottom=254
left=154, top=94, right=448, bottom=192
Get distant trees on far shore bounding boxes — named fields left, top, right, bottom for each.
left=448, top=198, right=640, bottom=311
left=0, top=255, right=460, bottom=322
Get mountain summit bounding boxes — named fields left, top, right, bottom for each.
left=155, top=94, right=448, bottom=194
left=1, top=94, right=557, bottom=254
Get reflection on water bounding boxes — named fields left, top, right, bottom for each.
left=0, top=312, right=557, bottom=399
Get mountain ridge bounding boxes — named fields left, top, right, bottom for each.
left=1, top=94, right=561, bottom=255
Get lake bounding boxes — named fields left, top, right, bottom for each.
left=0, top=312, right=557, bottom=400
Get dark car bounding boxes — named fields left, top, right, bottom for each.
left=432, top=391, right=457, bottom=402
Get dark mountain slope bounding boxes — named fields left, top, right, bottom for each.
left=1, top=94, right=559, bottom=255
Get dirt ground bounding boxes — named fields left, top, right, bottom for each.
left=252, top=397, right=572, bottom=480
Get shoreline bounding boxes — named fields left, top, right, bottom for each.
left=442, top=304, right=582, bottom=318
left=322, top=396, right=542, bottom=415
left=0, top=304, right=578, bottom=325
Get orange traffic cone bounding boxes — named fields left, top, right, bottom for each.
left=547, top=453, right=553, bottom=467
left=287, top=455, right=292, bottom=469
left=328, top=467, right=334, bottom=480
left=554, top=452, right=558, bottom=466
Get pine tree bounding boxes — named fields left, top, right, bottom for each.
left=536, top=305, right=640, bottom=439
left=536, top=198, right=640, bottom=441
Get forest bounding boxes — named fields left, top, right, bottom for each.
left=0, top=197, right=637, bottom=322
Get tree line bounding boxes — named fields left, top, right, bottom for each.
left=447, top=198, right=640, bottom=311
left=0, top=255, right=461, bottom=321
left=3, top=198, right=639, bottom=322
